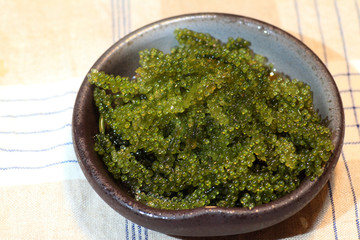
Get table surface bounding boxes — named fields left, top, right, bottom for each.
left=0, top=1, right=359, bottom=239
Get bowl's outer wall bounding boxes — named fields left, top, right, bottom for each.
left=72, top=13, right=344, bottom=236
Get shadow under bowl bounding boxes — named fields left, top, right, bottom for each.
left=72, top=13, right=344, bottom=237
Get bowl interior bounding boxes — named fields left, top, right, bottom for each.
left=73, top=13, right=344, bottom=237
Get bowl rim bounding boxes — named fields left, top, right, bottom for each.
left=72, top=12, right=345, bottom=234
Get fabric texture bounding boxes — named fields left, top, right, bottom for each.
left=0, top=0, right=359, bottom=239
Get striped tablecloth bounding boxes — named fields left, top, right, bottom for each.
left=0, top=1, right=359, bottom=239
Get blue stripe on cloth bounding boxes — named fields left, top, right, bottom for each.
left=328, top=181, right=339, bottom=240
left=344, top=106, right=360, bottom=110
left=126, top=219, right=129, bottom=240
left=111, top=0, right=116, bottom=43
left=0, top=160, right=78, bottom=171
left=132, top=222, right=136, bottom=240
left=314, top=0, right=328, bottom=65
left=341, top=90, right=360, bottom=93
left=0, top=123, right=71, bottom=135
left=0, top=106, right=73, bottom=118
left=346, top=124, right=360, bottom=128
left=144, top=228, right=148, bottom=240
left=116, top=0, right=121, bottom=38
left=344, top=141, right=360, bottom=145
left=121, top=0, right=131, bottom=36
left=294, top=0, right=304, bottom=41
left=122, top=0, right=127, bottom=35
left=0, top=91, right=76, bottom=102
left=111, top=0, right=122, bottom=42
left=333, top=72, right=360, bottom=77
left=110, top=0, right=131, bottom=42
left=126, top=0, right=131, bottom=34
left=138, top=225, right=142, bottom=240
left=334, top=0, right=360, bottom=138
left=341, top=151, right=360, bottom=238
left=0, top=141, right=72, bottom=152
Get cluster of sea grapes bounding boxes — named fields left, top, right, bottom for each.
left=89, top=28, right=334, bottom=210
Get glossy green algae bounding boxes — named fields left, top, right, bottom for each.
left=88, top=29, right=334, bottom=210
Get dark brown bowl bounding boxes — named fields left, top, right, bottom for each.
left=72, top=13, right=344, bottom=237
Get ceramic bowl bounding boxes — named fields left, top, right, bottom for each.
left=72, top=13, right=344, bottom=237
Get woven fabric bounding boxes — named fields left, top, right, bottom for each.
left=0, top=0, right=359, bottom=239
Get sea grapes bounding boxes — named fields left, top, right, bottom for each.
left=89, top=28, right=334, bottom=210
